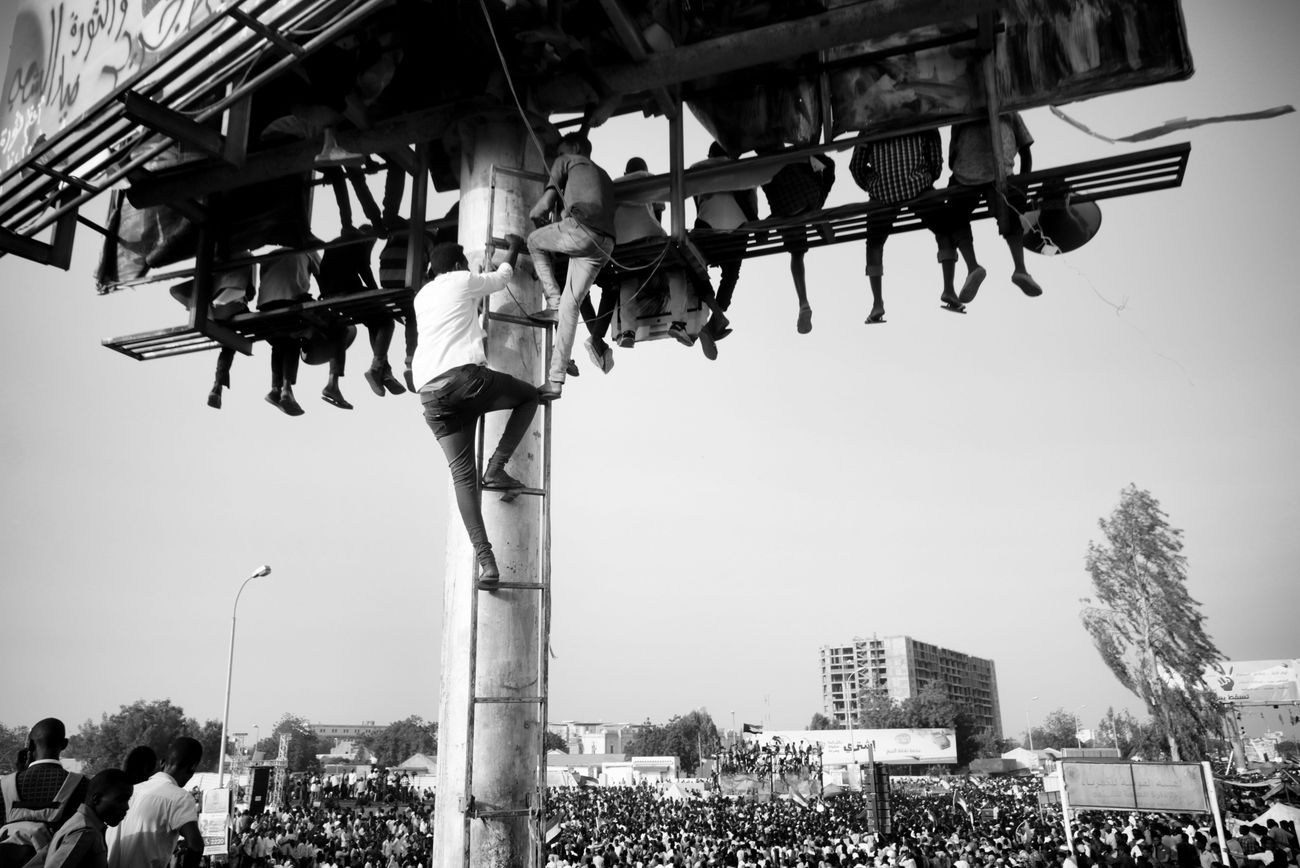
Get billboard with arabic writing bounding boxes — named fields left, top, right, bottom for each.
left=1205, top=660, right=1300, bottom=704
left=753, top=729, right=958, bottom=765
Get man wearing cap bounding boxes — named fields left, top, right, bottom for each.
left=412, top=240, right=538, bottom=583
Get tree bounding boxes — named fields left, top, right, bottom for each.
left=543, top=731, right=569, bottom=753
left=68, top=699, right=228, bottom=775
left=623, top=709, right=720, bottom=774
left=1096, top=707, right=1166, bottom=760
left=363, top=716, right=437, bottom=766
left=855, top=692, right=906, bottom=728
left=1081, top=485, right=1223, bottom=761
left=1026, top=708, right=1087, bottom=751
left=259, top=714, right=321, bottom=774
left=808, top=713, right=840, bottom=731
left=0, top=724, right=27, bottom=773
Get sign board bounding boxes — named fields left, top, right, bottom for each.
left=1061, top=761, right=1209, bottom=813
left=753, top=729, right=957, bottom=765
left=1206, top=660, right=1300, bottom=704
left=198, top=786, right=230, bottom=857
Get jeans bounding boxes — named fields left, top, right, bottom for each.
left=527, top=217, right=614, bottom=383
left=420, top=365, right=539, bottom=559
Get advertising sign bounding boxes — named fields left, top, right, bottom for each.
left=1061, top=761, right=1209, bottom=814
left=753, top=729, right=958, bottom=765
left=198, top=786, right=230, bottom=857
left=1205, top=660, right=1300, bottom=704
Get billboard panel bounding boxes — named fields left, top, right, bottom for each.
left=1062, top=761, right=1209, bottom=813
left=1206, top=660, right=1300, bottom=704
left=753, top=729, right=958, bottom=765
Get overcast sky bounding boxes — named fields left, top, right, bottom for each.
left=1, top=0, right=1296, bottom=749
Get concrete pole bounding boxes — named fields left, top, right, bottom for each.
left=432, top=111, right=548, bottom=868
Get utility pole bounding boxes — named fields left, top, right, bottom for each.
left=432, top=110, right=548, bottom=868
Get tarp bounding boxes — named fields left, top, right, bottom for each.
left=1254, top=803, right=1300, bottom=827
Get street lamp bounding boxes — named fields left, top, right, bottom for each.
left=1026, top=696, right=1040, bottom=751
left=253, top=724, right=260, bottom=757
left=217, top=565, right=272, bottom=788
left=1074, top=704, right=1087, bottom=748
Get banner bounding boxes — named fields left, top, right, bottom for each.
left=198, top=787, right=230, bottom=857
left=1061, top=761, right=1209, bottom=814
left=754, top=729, right=957, bottom=765
left=1206, top=660, right=1300, bottom=704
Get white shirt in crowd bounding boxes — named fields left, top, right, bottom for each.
left=411, top=263, right=514, bottom=390
left=106, top=771, right=199, bottom=868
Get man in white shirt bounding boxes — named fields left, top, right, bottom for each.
left=413, top=240, right=538, bottom=583
left=107, top=738, right=203, bottom=868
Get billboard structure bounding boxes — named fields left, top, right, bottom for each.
left=1206, top=660, right=1300, bottom=704
left=753, top=729, right=958, bottom=765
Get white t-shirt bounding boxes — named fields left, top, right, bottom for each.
left=411, top=264, right=513, bottom=390
left=106, top=772, right=199, bottom=868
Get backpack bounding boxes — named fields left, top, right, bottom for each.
left=0, top=771, right=85, bottom=868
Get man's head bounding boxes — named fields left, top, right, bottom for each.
left=558, top=133, right=592, bottom=157
left=124, top=745, right=158, bottom=784
left=87, top=768, right=133, bottom=827
left=28, top=718, right=68, bottom=760
left=163, top=736, right=204, bottom=787
left=626, top=157, right=648, bottom=174
left=428, top=243, right=467, bottom=277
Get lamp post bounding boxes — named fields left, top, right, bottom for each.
left=218, top=565, right=272, bottom=788
left=1026, top=696, right=1039, bottom=751
left=253, top=724, right=260, bottom=757
left=1074, top=704, right=1087, bottom=748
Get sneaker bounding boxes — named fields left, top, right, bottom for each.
left=208, top=387, right=223, bottom=409
left=585, top=338, right=615, bottom=374
left=364, top=368, right=386, bottom=397
left=698, top=329, right=718, bottom=361
left=958, top=266, right=987, bottom=304
left=614, top=331, right=636, bottom=348
left=1012, top=270, right=1043, bottom=298
left=797, top=305, right=812, bottom=334
left=538, top=382, right=563, bottom=402
left=278, top=392, right=305, bottom=417
left=668, top=322, right=695, bottom=347
left=565, top=359, right=580, bottom=377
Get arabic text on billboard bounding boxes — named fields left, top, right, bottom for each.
left=1206, top=660, right=1300, bottom=704
left=1062, top=762, right=1208, bottom=814
left=753, top=729, right=958, bottom=765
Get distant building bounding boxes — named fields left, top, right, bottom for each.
left=819, top=635, right=1002, bottom=740
left=311, top=721, right=386, bottom=739
left=546, top=721, right=642, bottom=754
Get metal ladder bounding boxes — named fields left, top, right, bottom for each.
left=459, top=163, right=555, bottom=868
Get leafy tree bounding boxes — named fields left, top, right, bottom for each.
left=259, top=714, right=321, bottom=774
left=1081, top=485, right=1223, bottom=761
left=623, top=709, right=719, bottom=774
left=68, top=700, right=228, bottom=775
left=0, top=724, right=28, bottom=773
left=543, top=731, right=569, bottom=753
left=808, top=713, right=840, bottom=731
left=1025, top=707, right=1085, bottom=751
left=855, top=692, right=906, bottom=728
left=363, top=716, right=437, bottom=766
left=1096, top=707, right=1166, bottom=760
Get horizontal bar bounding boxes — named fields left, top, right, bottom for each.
left=473, top=696, right=546, bottom=704
left=468, top=808, right=533, bottom=820
left=486, top=311, right=551, bottom=328
left=479, top=582, right=546, bottom=591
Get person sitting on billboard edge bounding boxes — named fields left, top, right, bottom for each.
left=413, top=238, right=538, bottom=584
left=526, top=133, right=617, bottom=402
left=945, top=112, right=1043, bottom=305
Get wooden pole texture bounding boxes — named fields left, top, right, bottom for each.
left=432, top=112, right=548, bottom=868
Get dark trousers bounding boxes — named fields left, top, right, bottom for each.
left=420, top=365, right=539, bottom=559
left=270, top=338, right=299, bottom=389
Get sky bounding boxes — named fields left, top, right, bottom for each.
left=1, top=1, right=1297, bottom=751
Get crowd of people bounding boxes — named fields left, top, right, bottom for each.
left=718, top=740, right=825, bottom=778
left=11, top=718, right=1295, bottom=868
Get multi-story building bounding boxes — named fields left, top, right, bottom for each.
left=310, top=721, right=386, bottom=740
left=819, top=636, right=1002, bottom=740
left=546, top=721, right=641, bottom=754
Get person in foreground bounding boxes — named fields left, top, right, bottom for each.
left=413, top=240, right=538, bottom=584
left=36, top=770, right=132, bottom=868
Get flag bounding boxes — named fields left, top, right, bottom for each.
left=787, top=789, right=809, bottom=809
left=743, top=723, right=763, bottom=734
left=543, top=815, right=562, bottom=844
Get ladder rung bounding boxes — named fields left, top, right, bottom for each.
left=473, top=696, right=545, bottom=704
left=468, top=807, right=533, bottom=819
left=487, top=310, right=553, bottom=328
left=485, top=485, right=547, bottom=499
left=479, top=581, right=546, bottom=591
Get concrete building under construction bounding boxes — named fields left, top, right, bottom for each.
left=820, top=635, right=1003, bottom=740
